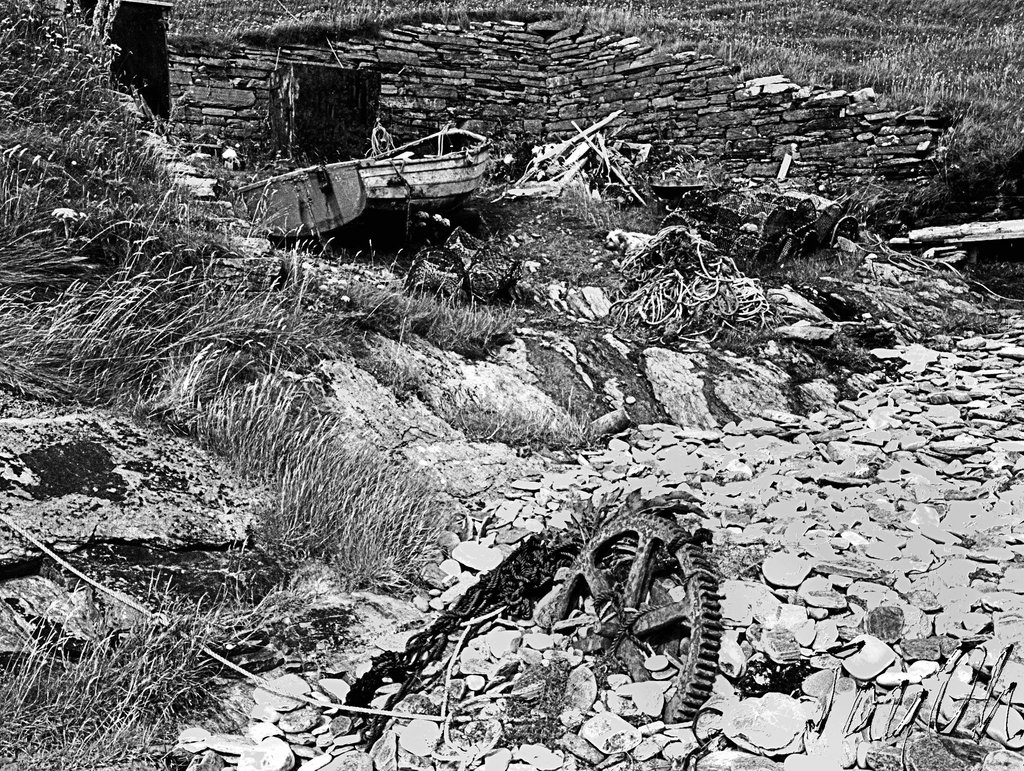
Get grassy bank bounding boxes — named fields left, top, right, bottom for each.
left=0, top=1, right=456, bottom=590
left=0, top=6, right=458, bottom=761
left=0, top=611, right=222, bottom=768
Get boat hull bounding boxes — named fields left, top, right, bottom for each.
left=236, top=164, right=367, bottom=238
left=357, top=131, right=490, bottom=212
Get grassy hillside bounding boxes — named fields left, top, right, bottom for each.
left=0, top=3, right=450, bottom=593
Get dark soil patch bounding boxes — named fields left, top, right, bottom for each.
left=43, top=544, right=284, bottom=606
left=736, top=657, right=815, bottom=699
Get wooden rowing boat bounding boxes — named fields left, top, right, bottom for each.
left=355, top=128, right=490, bottom=212
left=236, top=163, right=367, bottom=238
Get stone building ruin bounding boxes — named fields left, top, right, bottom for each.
left=164, top=16, right=948, bottom=190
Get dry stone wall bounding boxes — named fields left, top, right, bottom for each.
left=168, top=20, right=551, bottom=150
left=168, top=18, right=946, bottom=188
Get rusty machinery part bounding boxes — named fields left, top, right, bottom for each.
left=537, top=492, right=723, bottom=722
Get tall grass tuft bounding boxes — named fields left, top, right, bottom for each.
left=0, top=265, right=337, bottom=403
left=0, top=266, right=446, bottom=588
left=0, top=3, right=201, bottom=287
left=439, top=392, right=594, bottom=450
left=345, top=281, right=516, bottom=359
left=197, top=378, right=444, bottom=589
left=0, top=611, right=222, bottom=769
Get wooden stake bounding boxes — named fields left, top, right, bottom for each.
left=570, top=120, right=645, bottom=205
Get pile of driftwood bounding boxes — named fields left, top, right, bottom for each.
left=611, top=225, right=774, bottom=338
left=505, top=111, right=648, bottom=203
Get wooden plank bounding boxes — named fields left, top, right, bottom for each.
left=907, top=219, right=1024, bottom=245
left=570, top=120, right=645, bottom=205
left=549, top=110, right=624, bottom=158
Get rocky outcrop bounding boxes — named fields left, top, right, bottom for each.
left=321, top=344, right=552, bottom=501
left=0, top=395, right=258, bottom=572
left=642, top=347, right=795, bottom=430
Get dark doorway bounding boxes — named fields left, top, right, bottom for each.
left=106, top=0, right=172, bottom=118
left=270, top=63, right=380, bottom=163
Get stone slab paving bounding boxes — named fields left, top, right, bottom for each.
left=178, top=314, right=1024, bottom=771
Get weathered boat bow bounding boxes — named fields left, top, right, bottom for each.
left=356, top=127, right=490, bottom=212
left=236, top=162, right=367, bottom=239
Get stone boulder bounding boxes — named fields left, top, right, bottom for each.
left=0, top=399, right=257, bottom=570
left=642, top=347, right=794, bottom=430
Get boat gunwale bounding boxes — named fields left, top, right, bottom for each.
left=368, top=127, right=490, bottom=164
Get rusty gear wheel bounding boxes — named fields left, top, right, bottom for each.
left=539, top=492, right=723, bottom=721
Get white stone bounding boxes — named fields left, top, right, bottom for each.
left=318, top=679, right=350, bottom=703
left=722, top=694, right=808, bottom=756
left=254, top=674, right=311, bottom=712
left=452, top=541, right=503, bottom=573
left=579, top=713, right=642, bottom=755
left=237, top=737, right=294, bottom=771
left=841, top=635, right=896, bottom=681
left=248, top=722, right=283, bottom=742
left=484, top=749, right=513, bottom=771
left=620, top=680, right=670, bottom=717
left=397, top=719, right=441, bottom=757
left=762, top=554, right=813, bottom=588
left=514, top=744, right=564, bottom=770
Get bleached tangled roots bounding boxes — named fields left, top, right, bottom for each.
left=611, top=225, right=774, bottom=338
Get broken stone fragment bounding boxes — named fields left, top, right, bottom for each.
left=254, top=674, right=310, bottom=712
left=396, top=719, right=441, bottom=757
left=617, top=679, right=670, bottom=717
left=579, top=713, right=642, bottom=755
left=247, top=722, right=283, bottom=742
left=278, top=706, right=320, bottom=734
left=761, top=627, right=802, bottom=664
left=719, top=634, right=747, bottom=678
left=565, top=664, right=598, bottom=712
left=798, top=576, right=848, bottom=610
left=484, top=749, right=513, bottom=771
left=513, top=744, right=564, bottom=770
left=721, top=693, right=808, bottom=756
left=319, top=678, right=351, bottom=703
left=840, top=635, right=896, bottom=681
left=205, top=734, right=256, bottom=756
left=761, top=553, right=813, bottom=588
left=863, top=606, right=905, bottom=643
left=558, top=733, right=605, bottom=764
left=452, top=541, right=503, bottom=572
left=236, top=737, right=294, bottom=771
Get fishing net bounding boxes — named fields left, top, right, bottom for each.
left=611, top=225, right=775, bottom=338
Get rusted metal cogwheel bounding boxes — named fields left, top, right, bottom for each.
left=539, top=492, right=723, bottom=721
